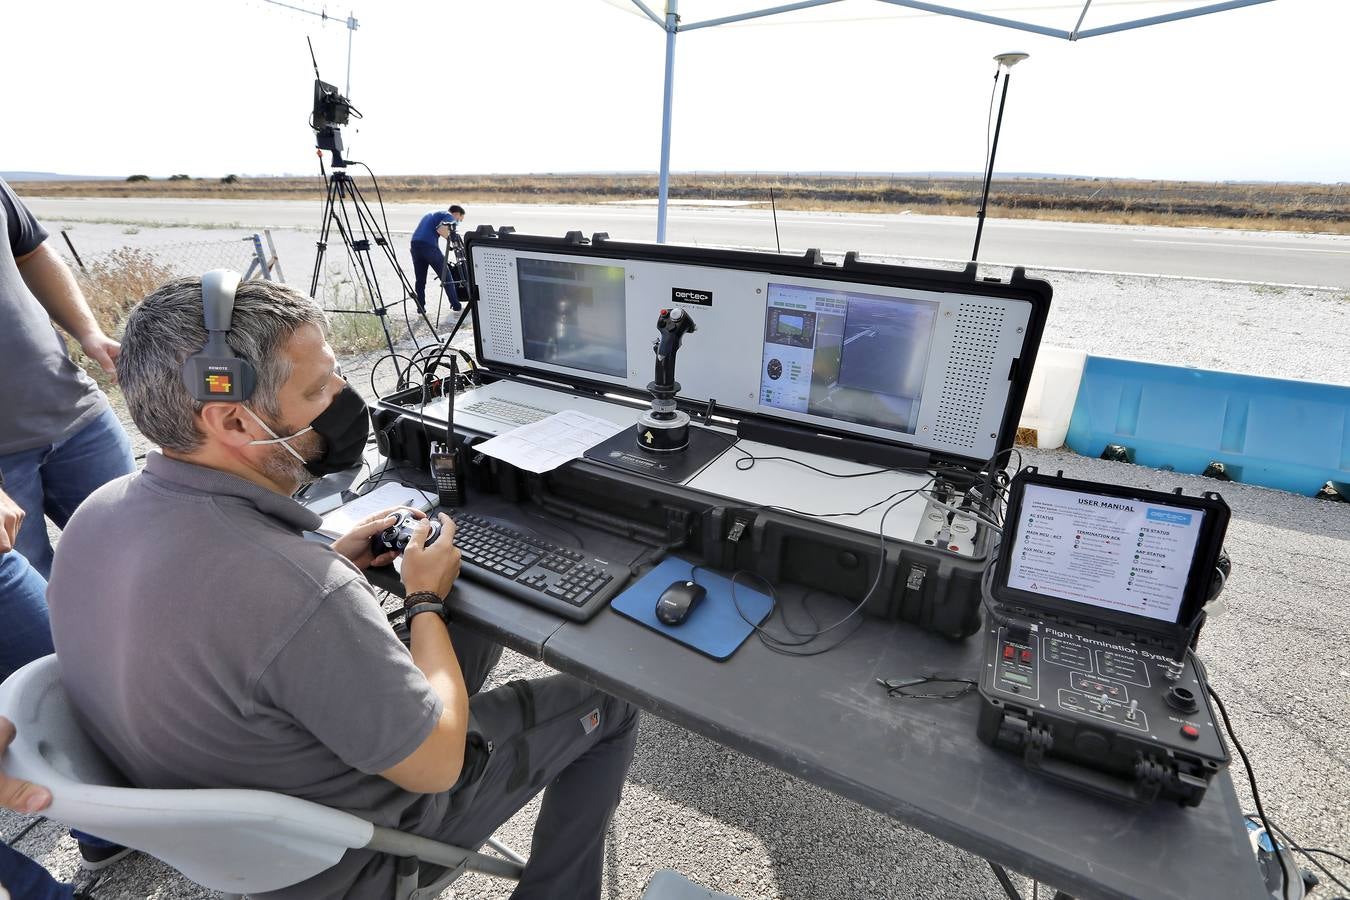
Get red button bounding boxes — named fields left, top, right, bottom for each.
left=1180, top=724, right=1199, bottom=740
left=1003, top=645, right=1016, bottom=659
left=1020, top=649, right=1033, bottom=663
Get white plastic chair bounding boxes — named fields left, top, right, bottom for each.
left=0, top=655, right=524, bottom=899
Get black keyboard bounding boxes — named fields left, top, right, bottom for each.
left=447, top=511, right=630, bottom=622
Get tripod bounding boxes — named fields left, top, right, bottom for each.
left=428, top=222, right=469, bottom=325
left=308, top=155, right=439, bottom=387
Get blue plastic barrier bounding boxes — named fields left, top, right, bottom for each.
left=1065, top=356, right=1350, bottom=497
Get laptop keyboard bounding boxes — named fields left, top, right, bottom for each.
left=448, top=512, right=629, bottom=622
left=460, top=399, right=554, bottom=427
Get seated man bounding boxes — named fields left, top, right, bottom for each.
left=46, top=277, right=638, bottom=899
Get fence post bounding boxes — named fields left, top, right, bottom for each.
left=61, top=230, right=86, bottom=271
left=246, top=234, right=271, bottom=281
left=264, top=229, right=286, bottom=283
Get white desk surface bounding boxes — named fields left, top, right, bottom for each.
left=684, top=438, right=930, bottom=542
left=436, top=382, right=933, bottom=542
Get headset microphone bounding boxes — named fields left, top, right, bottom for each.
left=181, top=270, right=257, bottom=403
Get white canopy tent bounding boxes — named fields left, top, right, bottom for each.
left=621, top=0, right=1275, bottom=241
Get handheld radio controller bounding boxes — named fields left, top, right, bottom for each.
left=977, top=468, right=1232, bottom=806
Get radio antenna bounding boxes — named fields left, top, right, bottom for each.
left=307, top=35, right=321, bottom=80
left=769, top=186, right=782, bottom=254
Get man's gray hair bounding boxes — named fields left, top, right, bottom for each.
left=117, top=277, right=328, bottom=453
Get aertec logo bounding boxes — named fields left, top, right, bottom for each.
left=671, top=287, right=713, bottom=306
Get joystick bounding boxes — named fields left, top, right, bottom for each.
left=637, top=307, right=697, bottom=452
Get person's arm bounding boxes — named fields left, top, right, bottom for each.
left=379, top=515, right=470, bottom=793
left=0, top=717, right=52, bottom=815
left=14, top=242, right=119, bottom=381
left=0, top=487, right=24, bottom=554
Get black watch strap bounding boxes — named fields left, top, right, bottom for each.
left=405, top=601, right=446, bottom=622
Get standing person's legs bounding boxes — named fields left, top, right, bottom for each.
left=0, top=550, right=53, bottom=682
left=2, top=406, right=134, bottom=579
left=410, top=241, right=459, bottom=313
left=0, top=844, right=76, bottom=900
left=411, top=242, right=432, bottom=311
left=432, top=674, right=640, bottom=900
left=0, top=448, right=46, bottom=579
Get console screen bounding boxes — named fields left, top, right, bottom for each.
left=517, top=258, right=627, bottom=378
left=1005, top=484, right=1206, bottom=625
left=758, top=283, right=938, bottom=435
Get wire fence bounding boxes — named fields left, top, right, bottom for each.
left=58, top=231, right=281, bottom=282
left=56, top=227, right=457, bottom=357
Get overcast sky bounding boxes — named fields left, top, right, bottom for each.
left=6, top=0, right=1347, bottom=183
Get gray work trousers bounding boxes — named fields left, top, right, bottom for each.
left=383, top=621, right=640, bottom=900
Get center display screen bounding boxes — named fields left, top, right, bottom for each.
left=757, top=282, right=939, bottom=435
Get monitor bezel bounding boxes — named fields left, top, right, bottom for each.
left=464, top=230, right=1052, bottom=469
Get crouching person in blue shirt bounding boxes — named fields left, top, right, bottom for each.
left=45, top=276, right=639, bottom=899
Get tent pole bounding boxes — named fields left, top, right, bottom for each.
left=656, top=1, right=679, bottom=243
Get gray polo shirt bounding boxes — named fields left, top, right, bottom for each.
left=0, top=178, right=106, bottom=454
left=47, top=452, right=451, bottom=898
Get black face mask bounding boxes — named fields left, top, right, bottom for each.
left=245, top=383, right=371, bottom=477
left=302, top=383, right=371, bottom=476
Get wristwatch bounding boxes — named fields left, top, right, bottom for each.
left=403, top=590, right=447, bottom=622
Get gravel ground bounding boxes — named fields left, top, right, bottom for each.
left=2, top=224, right=1347, bottom=899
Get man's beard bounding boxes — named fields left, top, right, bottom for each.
left=257, top=426, right=327, bottom=489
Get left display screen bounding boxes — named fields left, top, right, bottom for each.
left=517, top=258, right=628, bottom=378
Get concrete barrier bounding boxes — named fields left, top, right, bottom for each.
left=1064, top=356, right=1350, bottom=497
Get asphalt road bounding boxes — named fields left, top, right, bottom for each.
left=22, top=196, right=1350, bottom=289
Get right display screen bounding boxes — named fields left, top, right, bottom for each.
left=1005, top=483, right=1206, bottom=625
left=757, top=283, right=939, bottom=436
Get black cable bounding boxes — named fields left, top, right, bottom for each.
left=733, top=452, right=891, bottom=478
left=344, top=159, right=436, bottom=350
left=1208, top=682, right=1293, bottom=900
left=1303, top=848, right=1350, bottom=870
left=690, top=477, right=933, bottom=658
left=1244, top=815, right=1350, bottom=895
left=3, top=816, right=43, bottom=847
left=367, top=352, right=420, bottom=397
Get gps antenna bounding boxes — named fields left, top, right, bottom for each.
left=769, top=186, right=782, bottom=254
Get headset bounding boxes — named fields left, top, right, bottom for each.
left=180, top=270, right=256, bottom=403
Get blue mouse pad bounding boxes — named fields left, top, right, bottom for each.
left=610, top=557, right=773, bottom=660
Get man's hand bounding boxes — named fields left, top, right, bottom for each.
left=79, top=330, right=120, bottom=382
left=435, top=222, right=451, bottom=239
left=400, top=514, right=460, bottom=599
left=332, top=506, right=423, bottom=570
left=0, top=487, right=24, bottom=554
left=0, top=717, right=52, bottom=815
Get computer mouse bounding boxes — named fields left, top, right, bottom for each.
left=655, top=579, right=706, bottom=626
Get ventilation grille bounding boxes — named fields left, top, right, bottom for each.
left=933, top=303, right=1005, bottom=449
left=477, top=252, right=518, bottom=357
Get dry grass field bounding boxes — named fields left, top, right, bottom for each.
left=19, top=173, right=1350, bottom=234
